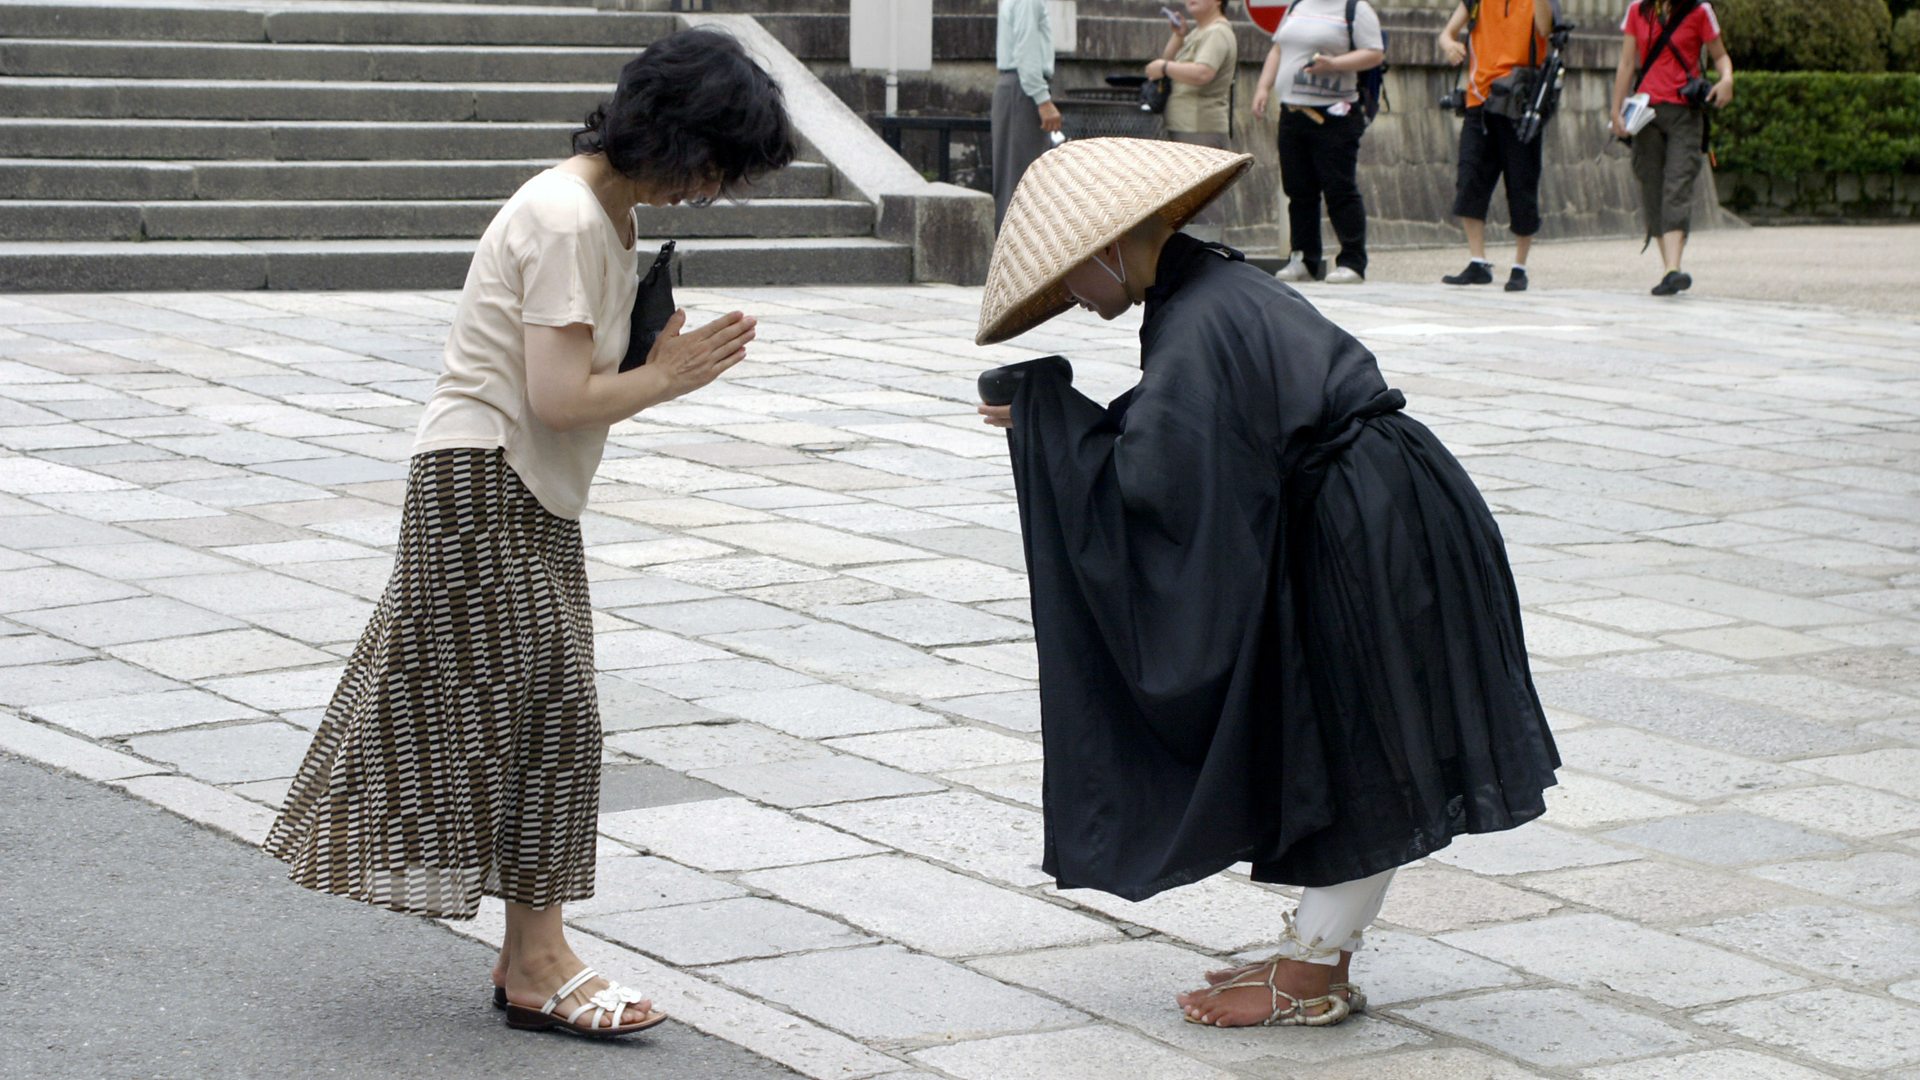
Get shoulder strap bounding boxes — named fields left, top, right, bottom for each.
left=1528, top=0, right=1540, bottom=68
left=1346, top=0, right=1358, bottom=50
left=1631, top=0, right=1702, bottom=93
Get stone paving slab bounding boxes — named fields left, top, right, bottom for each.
left=1, top=283, right=1917, bottom=1079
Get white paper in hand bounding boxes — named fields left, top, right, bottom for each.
left=1619, top=92, right=1655, bottom=136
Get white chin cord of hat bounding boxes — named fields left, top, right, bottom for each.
left=1092, top=246, right=1127, bottom=286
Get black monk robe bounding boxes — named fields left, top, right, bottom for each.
left=1005, top=234, right=1559, bottom=900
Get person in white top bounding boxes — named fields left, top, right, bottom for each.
left=266, top=28, right=795, bottom=1041
left=1253, top=0, right=1385, bottom=284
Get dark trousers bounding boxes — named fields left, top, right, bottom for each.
left=991, top=71, right=1050, bottom=231
left=1277, top=107, right=1368, bottom=275
left=1168, top=130, right=1233, bottom=242
left=1631, top=103, right=1706, bottom=240
left=1450, top=108, right=1544, bottom=237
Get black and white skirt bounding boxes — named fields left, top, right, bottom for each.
left=265, top=448, right=601, bottom=919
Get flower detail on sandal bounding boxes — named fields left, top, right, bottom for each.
left=574, top=981, right=652, bottom=1029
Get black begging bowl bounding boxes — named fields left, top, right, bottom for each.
left=978, top=356, right=1068, bottom=407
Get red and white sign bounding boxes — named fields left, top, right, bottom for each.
left=1246, top=0, right=1291, bottom=34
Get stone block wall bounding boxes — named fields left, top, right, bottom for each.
left=1717, top=170, right=1920, bottom=221
left=722, top=3, right=1740, bottom=252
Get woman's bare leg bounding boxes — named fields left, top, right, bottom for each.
left=501, top=901, right=656, bottom=1025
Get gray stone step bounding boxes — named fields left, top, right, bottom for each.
left=0, top=118, right=572, bottom=160
left=0, top=39, right=638, bottom=83
left=346, top=0, right=597, bottom=6
left=660, top=238, right=916, bottom=287
left=0, top=157, right=835, bottom=202
left=0, top=76, right=608, bottom=122
left=0, top=4, right=678, bottom=46
left=0, top=120, right=825, bottom=165
left=0, top=237, right=914, bottom=290
left=0, top=2, right=918, bottom=291
left=0, top=198, right=876, bottom=242
left=0, top=158, right=836, bottom=202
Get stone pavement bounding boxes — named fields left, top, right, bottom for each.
left=0, top=278, right=1917, bottom=1080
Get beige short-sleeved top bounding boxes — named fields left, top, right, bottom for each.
left=1166, top=20, right=1239, bottom=135
left=414, top=169, right=640, bottom=520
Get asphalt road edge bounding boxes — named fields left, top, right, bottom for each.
left=0, top=711, right=908, bottom=1080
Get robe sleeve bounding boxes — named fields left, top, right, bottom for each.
left=1008, top=349, right=1279, bottom=738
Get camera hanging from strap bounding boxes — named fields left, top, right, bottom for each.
left=1630, top=0, right=1702, bottom=98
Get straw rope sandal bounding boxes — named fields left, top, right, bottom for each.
left=1183, top=962, right=1354, bottom=1028
left=1330, top=982, right=1369, bottom=1013
left=503, top=967, right=667, bottom=1037
left=1192, top=911, right=1366, bottom=1023
left=1207, top=961, right=1369, bottom=1014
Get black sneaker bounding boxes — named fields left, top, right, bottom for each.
left=1504, top=267, right=1529, bottom=292
left=1442, top=261, right=1493, bottom=286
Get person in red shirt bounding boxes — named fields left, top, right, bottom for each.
left=1609, top=0, right=1735, bottom=295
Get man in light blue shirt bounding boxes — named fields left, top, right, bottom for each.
left=993, top=0, right=1062, bottom=229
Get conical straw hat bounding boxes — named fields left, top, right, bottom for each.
left=976, top=137, right=1253, bottom=346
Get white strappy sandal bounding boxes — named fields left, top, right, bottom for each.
left=503, top=967, right=667, bottom=1037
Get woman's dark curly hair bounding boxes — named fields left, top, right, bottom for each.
left=573, top=29, right=797, bottom=197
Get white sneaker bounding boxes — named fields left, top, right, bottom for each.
left=1273, top=253, right=1313, bottom=283
left=1325, top=266, right=1365, bottom=284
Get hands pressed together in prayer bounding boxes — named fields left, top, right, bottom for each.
left=647, top=309, right=757, bottom=402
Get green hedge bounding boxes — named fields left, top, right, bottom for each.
left=1714, top=71, right=1920, bottom=174
left=1896, top=11, right=1920, bottom=70
left=1716, top=0, right=1892, bottom=72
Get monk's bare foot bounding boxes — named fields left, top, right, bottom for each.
left=1178, top=958, right=1338, bottom=1027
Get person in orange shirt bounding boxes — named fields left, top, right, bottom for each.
left=1436, top=0, right=1556, bottom=291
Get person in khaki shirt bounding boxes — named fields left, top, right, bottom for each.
left=1147, top=0, right=1241, bottom=238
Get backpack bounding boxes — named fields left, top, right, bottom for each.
left=1346, top=0, right=1390, bottom=124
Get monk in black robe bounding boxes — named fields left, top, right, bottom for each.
left=975, top=139, right=1558, bottom=1028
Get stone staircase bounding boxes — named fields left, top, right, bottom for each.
left=0, top=1, right=915, bottom=290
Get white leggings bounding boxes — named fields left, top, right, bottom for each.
left=1273, top=868, right=1397, bottom=966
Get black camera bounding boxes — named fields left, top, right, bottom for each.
left=1438, top=88, right=1468, bottom=116
left=1681, top=76, right=1713, bottom=108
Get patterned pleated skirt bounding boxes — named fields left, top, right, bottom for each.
left=264, top=448, right=601, bottom=919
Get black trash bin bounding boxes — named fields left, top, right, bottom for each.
left=1058, top=79, right=1165, bottom=141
